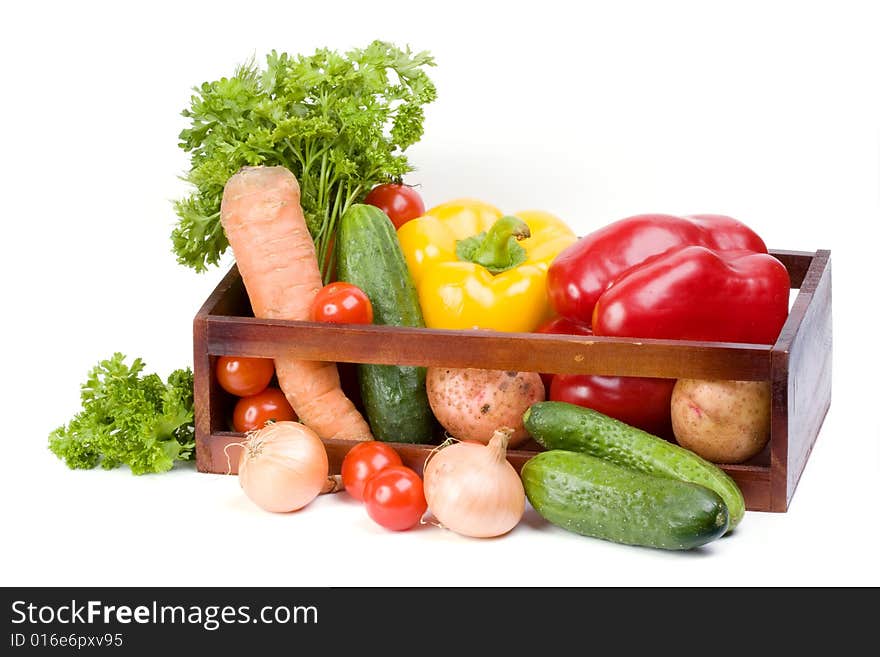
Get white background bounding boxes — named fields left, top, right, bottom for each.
left=2, top=0, right=878, bottom=586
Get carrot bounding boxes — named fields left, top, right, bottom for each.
left=220, top=166, right=373, bottom=441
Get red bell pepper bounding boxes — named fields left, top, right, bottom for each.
left=547, top=214, right=790, bottom=344
left=593, top=245, right=790, bottom=343
left=550, top=374, right=675, bottom=438
left=534, top=316, right=676, bottom=438
left=548, top=214, right=771, bottom=324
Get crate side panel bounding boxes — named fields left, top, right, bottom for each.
left=785, top=255, right=832, bottom=507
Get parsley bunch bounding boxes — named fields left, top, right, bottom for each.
left=172, top=41, right=437, bottom=279
left=49, top=354, right=195, bottom=475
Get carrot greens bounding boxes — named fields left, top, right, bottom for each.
left=172, top=41, right=437, bottom=280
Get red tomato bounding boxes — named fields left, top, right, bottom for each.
left=341, top=442, right=403, bottom=502
left=535, top=317, right=593, bottom=389
left=363, top=183, right=426, bottom=230
left=233, top=387, right=297, bottom=433
left=215, top=356, right=275, bottom=397
left=550, top=374, right=676, bottom=438
left=363, top=466, right=427, bottom=531
left=310, top=282, right=374, bottom=325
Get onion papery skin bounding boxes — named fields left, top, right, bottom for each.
left=238, top=421, right=329, bottom=513
left=423, top=433, right=525, bottom=538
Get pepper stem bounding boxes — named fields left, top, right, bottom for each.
left=455, top=215, right=531, bottom=274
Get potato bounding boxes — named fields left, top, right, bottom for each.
left=671, top=379, right=771, bottom=463
left=426, top=368, right=545, bottom=447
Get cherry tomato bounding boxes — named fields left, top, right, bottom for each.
left=363, top=183, right=426, bottom=230
left=232, top=387, right=297, bottom=433
left=363, top=466, right=427, bottom=531
left=310, top=282, right=374, bottom=325
left=215, top=356, right=275, bottom=397
left=341, top=442, right=403, bottom=502
left=550, top=374, right=676, bottom=438
left=535, top=317, right=593, bottom=389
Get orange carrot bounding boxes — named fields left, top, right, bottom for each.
left=220, top=166, right=372, bottom=441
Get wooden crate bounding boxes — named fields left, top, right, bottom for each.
left=193, top=249, right=832, bottom=512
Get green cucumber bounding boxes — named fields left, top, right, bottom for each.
left=523, top=401, right=745, bottom=529
left=337, top=204, right=433, bottom=443
left=522, top=450, right=729, bottom=550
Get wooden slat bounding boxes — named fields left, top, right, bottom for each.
left=769, top=249, right=814, bottom=289
left=205, top=432, right=773, bottom=510
left=206, top=318, right=772, bottom=381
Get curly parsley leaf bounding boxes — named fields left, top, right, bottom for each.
left=173, top=41, right=437, bottom=276
left=49, top=354, right=195, bottom=475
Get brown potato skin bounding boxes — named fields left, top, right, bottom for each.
left=671, top=379, right=771, bottom=464
left=426, top=368, right=545, bottom=447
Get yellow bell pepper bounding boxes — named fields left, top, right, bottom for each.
left=397, top=199, right=577, bottom=332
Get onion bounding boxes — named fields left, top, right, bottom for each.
left=423, top=427, right=525, bottom=538
left=238, top=421, right=329, bottom=513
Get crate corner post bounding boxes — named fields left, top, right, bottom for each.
left=193, top=307, right=214, bottom=474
